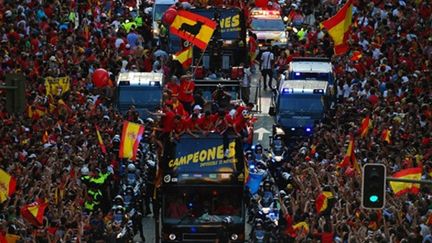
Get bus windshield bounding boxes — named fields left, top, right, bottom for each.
left=118, top=87, right=162, bottom=107
left=153, top=4, right=171, bottom=21
left=251, top=18, right=285, bottom=31
left=278, top=95, right=324, bottom=115
left=163, top=186, right=244, bottom=225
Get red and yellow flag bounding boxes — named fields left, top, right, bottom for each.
left=20, top=199, right=48, bottom=226
left=358, top=116, right=371, bottom=138
left=381, top=129, right=391, bottom=144
left=169, top=10, right=217, bottom=50
left=0, top=169, right=16, bottom=203
left=320, top=0, right=353, bottom=55
left=315, top=191, right=334, bottom=214
left=337, top=135, right=361, bottom=174
left=95, top=125, right=107, bottom=154
left=119, top=121, right=145, bottom=160
left=0, top=233, right=20, bottom=243
left=350, top=50, right=362, bottom=61
left=389, top=167, right=422, bottom=197
left=175, top=46, right=193, bottom=69
left=27, top=105, right=46, bottom=119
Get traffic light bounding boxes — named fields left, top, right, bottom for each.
left=361, top=164, right=386, bottom=209
left=4, top=74, right=25, bottom=114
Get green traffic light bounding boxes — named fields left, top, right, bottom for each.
left=369, top=195, right=378, bottom=202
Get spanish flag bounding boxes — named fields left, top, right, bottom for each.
left=119, top=121, right=145, bottom=160
left=381, top=129, right=391, bottom=144
left=337, top=136, right=361, bottom=174
left=175, top=46, right=193, bottom=69
left=27, top=105, right=46, bottom=119
left=0, top=169, right=16, bottom=203
left=170, top=10, right=217, bottom=50
left=293, top=221, right=309, bottom=236
left=389, top=167, right=422, bottom=197
left=95, top=125, right=107, bottom=154
left=315, top=191, right=334, bottom=214
left=358, top=116, right=371, bottom=138
left=20, top=199, right=48, bottom=226
left=320, top=0, right=353, bottom=55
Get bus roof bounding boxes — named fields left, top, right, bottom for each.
left=117, top=72, right=163, bottom=86
left=289, top=58, right=332, bottom=73
left=280, top=80, right=328, bottom=94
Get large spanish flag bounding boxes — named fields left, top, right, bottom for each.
left=20, top=199, right=48, bottom=226
left=315, top=191, right=334, bottom=214
left=0, top=169, right=16, bottom=203
left=358, top=116, right=371, bottom=138
left=320, top=0, right=353, bottom=55
left=389, top=167, right=422, bottom=197
left=119, top=121, right=145, bottom=160
left=175, top=46, right=193, bottom=69
left=170, top=10, right=217, bottom=50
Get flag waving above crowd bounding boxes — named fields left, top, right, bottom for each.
left=320, top=0, right=353, bottom=55
left=169, top=10, right=217, bottom=50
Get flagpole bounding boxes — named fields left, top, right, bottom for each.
left=192, top=44, right=209, bottom=80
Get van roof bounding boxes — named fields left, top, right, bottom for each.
left=117, top=72, right=163, bottom=86
left=289, top=58, right=332, bottom=73
left=153, top=0, right=176, bottom=4
left=280, top=80, right=328, bottom=94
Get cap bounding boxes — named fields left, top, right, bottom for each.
left=193, top=105, right=202, bottom=110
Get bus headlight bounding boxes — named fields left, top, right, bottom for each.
left=230, top=233, right=239, bottom=241
left=168, top=233, right=176, bottom=240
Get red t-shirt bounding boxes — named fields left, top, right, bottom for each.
left=166, top=82, right=180, bottom=96
left=179, top=80, right=195, bottom=103
left=162, top=110, right=176, bottom=133
left=197, top=115, right=216, bottom=131
left=172, top=101, right=188, bottom=117
left=173, top=119, right=188, bottom=133
left=185, top=117, right=199, bottom=130
left=233, top=116, right=247, bottom=133
left=313, top=232, right=334, bottom=243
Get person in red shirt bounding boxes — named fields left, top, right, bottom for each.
left=312, top=220, right=334, bottom=243
left=233, top=109, right=251, bottom=138
left=197, top=111, right=216, bottom=135
left=172, top=115, right=197, bottom=140
left=170, top=94, right=188, bottom=118
left=178, top=75, right=195, bottom=114
left=165, top=76, right=180, bottom=96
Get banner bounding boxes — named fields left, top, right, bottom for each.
left=170, top=10, right=217, bottom=50
left=45, top=76, right=70, bottom=97
left=168, top=134, right=238, bottom=173
left=192, top=8, right=243, bottom=40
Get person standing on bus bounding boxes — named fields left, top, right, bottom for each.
left=179, top=74, right=195, bottom=114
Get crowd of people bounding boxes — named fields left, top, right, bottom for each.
left=263, top=0, right=432, bottom=242
left=0, top=0, right=430, bottom=242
